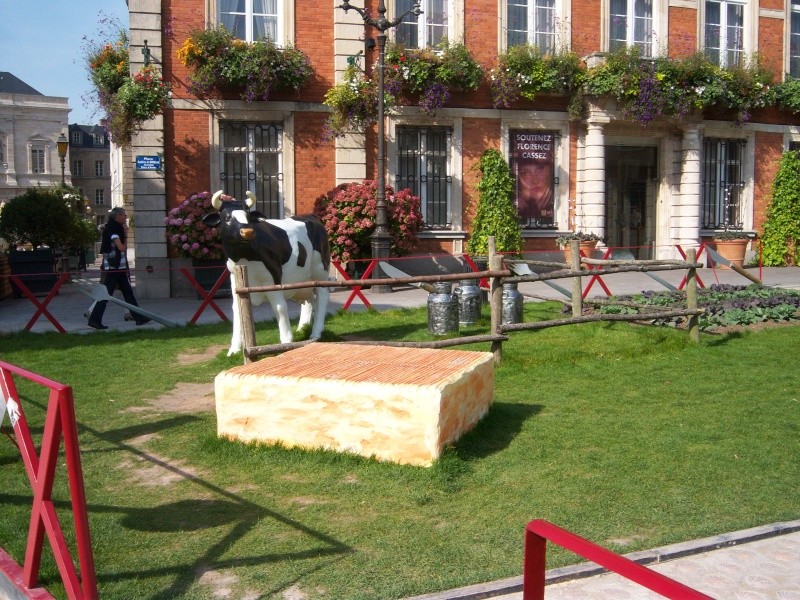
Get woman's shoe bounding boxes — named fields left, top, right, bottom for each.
left=135, top=317, right=151, bottom=326
left=87, top=321, right=108, bottom=330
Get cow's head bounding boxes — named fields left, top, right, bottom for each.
left=202, top=190, right=258, bottom=242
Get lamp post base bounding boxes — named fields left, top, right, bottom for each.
left=370, top=234, right=393, bottom=294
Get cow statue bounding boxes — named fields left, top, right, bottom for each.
left=202, top=190, right=331, bottom=355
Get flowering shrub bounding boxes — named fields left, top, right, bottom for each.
left=313, top=181, right=424, bottom=262
left=178, top=27, right=313, bottom=101
left=385, top=41, right=482, bottom=115
left=164, top=192, right=224, bottom=260
left=85, top=24, right=170, bottom=145
left=323, top=65, right=395, bottom=139
left=490, top=45, right=583, bottom=110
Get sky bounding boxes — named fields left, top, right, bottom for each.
left=0, top=0, right=129, bottom=125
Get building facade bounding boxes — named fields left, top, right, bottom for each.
left=126, top=0, right=800, bottom=298
left=68, top=124, right=112, bottom=227
left=0, top=72, right=71, bottom=205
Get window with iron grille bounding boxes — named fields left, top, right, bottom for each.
left=397, top=0, right=451, bottom=48
left=609, top=0, right=653, bottom=56
left=220, top=0, right=281, bottom=43
left=507, top=0, right=557, bottom=52
left=30, top=147, right=45, bottom=173
left=395, top=126, right=452, bottom=229
left=704, top=0, right=744, bottom=67
left=701, top=138, right=746, bottom=230
left=220, top=122, right=284, bottom=218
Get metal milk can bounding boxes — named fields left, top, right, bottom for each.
left=454, top=278, right=482, bottom=326
left=427, top=281, right=459, bottom=335
left=502, top=282, right=524, bottom=324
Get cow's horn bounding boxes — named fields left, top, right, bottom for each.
left=245, top=190, right=256, bottom=208
left=211, top=190, right=224, bottom=210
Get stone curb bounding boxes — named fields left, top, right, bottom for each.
left=402, top=519, right=800, bottom=600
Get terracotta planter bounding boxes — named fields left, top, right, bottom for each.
left=562, top=241, right=598, bottom=269
left=713, top=239, right=748, bottom=270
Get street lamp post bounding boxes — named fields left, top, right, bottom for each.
left=56, top=133, right=69, bottom=185
left=337, top=0, right=421, bottom=293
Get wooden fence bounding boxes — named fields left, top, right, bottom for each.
left=231, top=238, right=704, bottom=364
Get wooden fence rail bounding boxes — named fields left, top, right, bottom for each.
left=232, top=240, right=704, bottom=363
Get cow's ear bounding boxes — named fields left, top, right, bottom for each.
left=248, top=211, right=268, bottom=222
left=202, top=213, right=221, bottom=227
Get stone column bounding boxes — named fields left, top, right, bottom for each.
left=675, top=124, right=702, bottom=259
left=127, top=0, right=169, bottom=299
left=580, top=119, right=606, bottom=238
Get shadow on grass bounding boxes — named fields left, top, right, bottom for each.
left=0, top=395, right=353, bottom=600
left=454, top=402, right=542, bottom=461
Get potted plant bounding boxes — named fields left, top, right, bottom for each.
left=0, top=186, right=95, bottom=296
left=556, top=231, right=601, bottom=267
left=85, top=26, right=171, bottom=145
left=712, top=230, right=751, bottom=269
left=177, top=26, right=313, bottom=102
left=312, top=180, right=423, bottom=277
left=164, top=191, right=229, bottom=297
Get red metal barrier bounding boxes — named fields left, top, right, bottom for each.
left=581, top=247, right=614, bottom=298
left=179, top=267, right=229, bottom=324
left=10, top=273, right=71, bottom=333
left=0, top=361, right=97, bottom=600
left=331, top=259, right=376, bottom=310
left=676, top=243, right=707, bottom=290
left=522, top=519, right=713, bottom=600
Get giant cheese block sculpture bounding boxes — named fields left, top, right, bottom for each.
left=215, top=343, right=495, bottom=466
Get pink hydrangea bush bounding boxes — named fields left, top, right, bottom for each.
left=164, top=191, right=225, bottom=260
left=313, top=180, right=424, bottom=262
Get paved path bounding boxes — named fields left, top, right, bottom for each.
left=1, top=264, right=798, bottom=335
left=405, top=521, right=800, bottom=599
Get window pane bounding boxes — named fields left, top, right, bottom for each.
left=221, top=14, right=246, bottom=38
left=507, top=1, right=528, bottom=43
left=253, top=16, right=277, bottom=40
left=253, top=0, right=276, bottom=11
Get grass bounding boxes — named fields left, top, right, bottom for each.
left=0, top=303, right=799, bottom=599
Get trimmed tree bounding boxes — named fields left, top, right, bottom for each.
left=467, top=149, right=523, bottom=256
left=761, top=151, right=800, bottom=266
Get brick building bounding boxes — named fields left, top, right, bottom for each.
left=125, top=0, right=800, bottom=298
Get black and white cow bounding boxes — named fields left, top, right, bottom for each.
left=202, top=190, right=331, bottom=355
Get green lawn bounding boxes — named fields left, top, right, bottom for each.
left=0, top=304, right=798, bottom=599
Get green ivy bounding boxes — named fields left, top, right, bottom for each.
left=467, top=149, right=523, bottom=256
left=761, top=150, right=800, bottom=266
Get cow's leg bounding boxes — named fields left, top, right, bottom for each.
left=228, top=285, right=243, bottom=356
left=309, top=286, right=330, bottom=340
left=268, top=292, right=294, bottom=344
left=297, top=301, right=313, bottom=331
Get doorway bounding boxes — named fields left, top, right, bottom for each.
left=605, top=146, right=658, bottom=259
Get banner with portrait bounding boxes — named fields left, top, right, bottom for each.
left=510, top=130, right=556, bottom=226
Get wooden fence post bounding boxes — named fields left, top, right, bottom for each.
left=489, top=237, right=503, bottom=363
left=686, top=249, right=700, bottom=343
left=233, top=265, right=257, bottom=364
left=570, top=239, right=582, bottom=318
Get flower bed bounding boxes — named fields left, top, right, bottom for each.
left=594, top=284, right=800, bottom=330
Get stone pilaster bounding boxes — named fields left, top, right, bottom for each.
left=334, top=2, right=367, bottom=184
left=128, top=0, right=169, bottom=299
